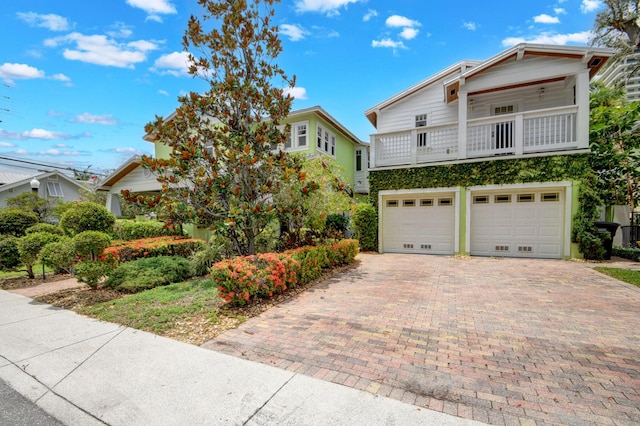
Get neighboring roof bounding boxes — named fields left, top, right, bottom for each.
left=98, top=156, right=142, bottom=189
left=365, top=43, right=616, bottom=128
left=0, top=170, right=35, bottom=185
left=0, top=170, right=86, bottom=195
left=287, top=105, right=368, bottom=147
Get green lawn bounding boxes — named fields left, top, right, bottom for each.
left=594, top=267, right=640, bottom=288
left=81, top=278, right=232, bottom=335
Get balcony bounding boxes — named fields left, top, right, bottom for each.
left=371, top=106, right=581, bottom=168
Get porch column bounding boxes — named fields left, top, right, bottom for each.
left=575, top=70, right=590, bottom=149
left=457, top=91, right=467, bottom=159
left=369, top=134, right=377, bottom=168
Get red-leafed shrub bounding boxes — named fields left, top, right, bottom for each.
left=212, top=239, right=358, bottom=306
left=101, top=236, right=206, bottom=264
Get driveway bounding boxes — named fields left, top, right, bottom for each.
left=203, top=254, right=640, bottom=425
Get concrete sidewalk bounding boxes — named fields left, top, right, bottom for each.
left=0, top=289, right=481, bottom=425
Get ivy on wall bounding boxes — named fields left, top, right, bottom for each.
left=369, top=154, right=591, bottom=207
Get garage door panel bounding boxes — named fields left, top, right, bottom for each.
left=471, top=189, right=564, bottom=259
left=382, top=194, right=455, bottom=255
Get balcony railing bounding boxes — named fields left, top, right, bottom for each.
left=372, top=106, right=579, bottom=167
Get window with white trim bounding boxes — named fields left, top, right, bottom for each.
left=283, top=121, right=308, bottom=151
left=356, top=149, right=363, bottom=171
left=47, top=181, right=64, bottom=198
left=316, top=124, right=336, bottom=156
left=415, top=114, right=427, bottom=127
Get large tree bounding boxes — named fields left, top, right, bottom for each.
left=589, top=81, right=640, bottom=211
left=592, top=0, right=640, bottom=52
left=132, top=0, right=300, bottom=256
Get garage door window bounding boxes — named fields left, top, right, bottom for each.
left=403, top=200, right=416, bottom=207
left=439, top=198, right=453, bottom=206
left=386, top=200, right=398, bottom=207
left=517, top=194, right=535, bottom=203
left=541, top=193, right=559, bottom=202
left=495, top=194, right=511, bottom=203
left=420, top=199, right=434, bottom=207
left=473, top=195, right=489, bottom=204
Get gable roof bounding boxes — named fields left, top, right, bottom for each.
left=0, top=170, right=87, bottom=196
left=364, top=43, right=616, bottom=128
left=98, top=156, right=142, bottom=189
left=287, top=105, right=368, bottom=147
left=143, top=105, right=368, bottom=147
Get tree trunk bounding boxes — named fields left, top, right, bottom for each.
left=26, top=264, right=34, bottom=279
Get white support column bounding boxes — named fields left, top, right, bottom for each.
left=575, top=70, right=590, bottom=150
left=369, top=134, right=377, bottom=168
left=410, top=129, right=418, bottom=165
left=514, top=114, right=524, bottom=155
left=457, top=91, right=468, bottom=160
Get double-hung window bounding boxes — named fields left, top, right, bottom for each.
left=284, top=121, right=308, bottom=151
left=316, top=124, right=336, bottom=156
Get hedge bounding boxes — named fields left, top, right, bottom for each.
left=101, top=236, right=206, bottom=264
left=213, top=239, right=359, bottom=306
left=112, top=219, right=180, bottom=241
left=612, top=246, right=640, bottom=262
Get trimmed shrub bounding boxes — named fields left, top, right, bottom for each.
left=101, top=236, right=206, bottom=264
left=324, top=213, right=350, bottom=239
left=75, top=260, right=112, bottom=290
left=104, top=256, right=195, bottom=293
left=17, top=232, right=62, bottom=278
left=0, top=208, right=39, bottom=237
left=352, top=203, right=377, bottom=251
left=213, top=253, right=300, bottom=305
left=0, top=235, right=20, bottom=271
left=612, top=246, right=640, bottom=261
left=73, top=231, right=112, bottom=261
left=112, top=219, right=179, bottom=241
left=40, top=237, right=75, bottom=274
left=214, top=239, right=359, bottom=306
left=59, top=202, right=116, bottom=235
left=26, top=223, right=65, bottom=235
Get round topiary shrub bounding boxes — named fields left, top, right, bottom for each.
left=0, top=235, right=20, bottom=270
left=73, top=231, right=112, bottom=261
left=0, top=208, right=39, bottom=237
left=75, top=260, right=111, bottom=290
left=59, top=202, right=116, bottom=235
left=17, top=232, right=62, bottom=278
left=40, top=237, right=76, bottom=274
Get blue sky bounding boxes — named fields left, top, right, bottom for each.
left=0, top=0, right=604, bottom=176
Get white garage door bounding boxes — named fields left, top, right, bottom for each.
left=470, top=189, right=564, bottom=258
left=382, top=194, right=455, bottom=255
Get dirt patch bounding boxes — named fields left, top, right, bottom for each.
left=35, top=287, right=123, bottom=310
left=0, top=273, right=72, bottom=291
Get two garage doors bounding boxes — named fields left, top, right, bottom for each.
left=381, top=188, right=565, bottom=258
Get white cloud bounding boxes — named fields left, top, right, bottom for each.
left=126, top=0, right=177, bottom=22
left=0, top=128, right=88, bottom=141
left=51, top=73, right=71, bottom=82
left=386, top=15, right=421, bottom=28
left=111, top=147, right=143, bottom=154
left=534, top=14, right=560, bottom=24
left=363, top=9, right=378, bottom=22
left=0, top=63, right=44, bottom=83
left=158, top=89, right=169, bottom=96
left=0, top=142, right=16, bottom=148
left=462, top=22, right=477, bottom=31
left=17, top=12, right=71, bottom=31
left=554, top=8, right=567, bottom=15
left=150, top=51, right=191, bottom=76
left=280, top=24, right=309, bottom=41
left=71, top=113, right=119, bottom=125
left=283, top=86, right=307, bottom=100
left=581, top=0, right=602, bottom=13
left=38, top=149, right=81, bottom=157
left=399, top=28, right=419, bottom=40
left=502, top=30, right=592, bottom=47
left=45, top=32, right=160, bottom=68
left=107, top=23, right=134, bottom=39
left=295, top=0, right=361, bottom=16
left=371, top=39, right=407, bottom=49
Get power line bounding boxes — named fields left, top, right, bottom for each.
left=0, top=155, right=107, bottom=177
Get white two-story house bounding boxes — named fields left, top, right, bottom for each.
left=366, top=43, right=614, bottom=259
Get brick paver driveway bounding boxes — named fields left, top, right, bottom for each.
left=203, top=254, right=640, bottom=425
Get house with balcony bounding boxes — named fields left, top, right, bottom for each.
left=366, top=43, right=614, bottom=259
left=100, top=106, right=369, bottom=219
